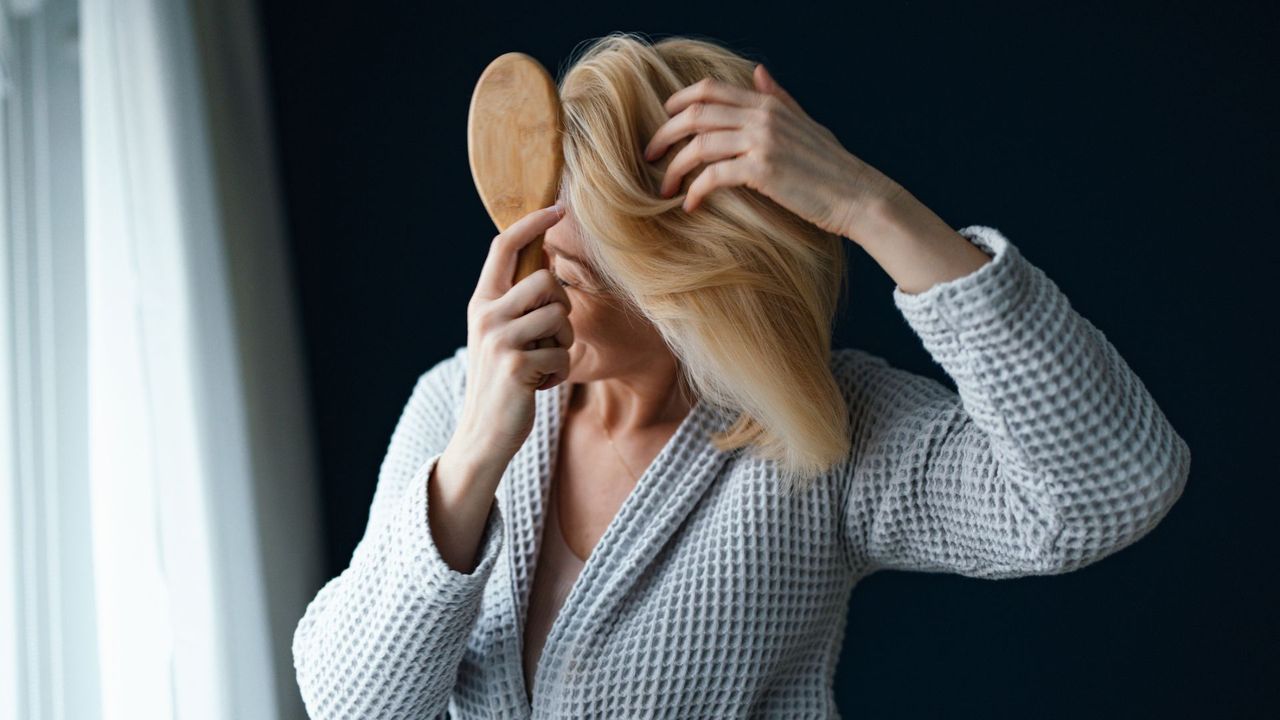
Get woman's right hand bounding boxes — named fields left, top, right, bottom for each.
left=429, top=204, right=572, bottom=573
left=454, top=203, right=574, bottom=467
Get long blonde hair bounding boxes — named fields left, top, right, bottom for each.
left=556, top=32, right=850, bottom=490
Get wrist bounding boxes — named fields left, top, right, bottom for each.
left=839, top=177, right=907, bottom=244
left=842, top=181, right=937, bottom=250
left=441, top=428, right=510, bottom=488
left=842, top=183, right=990, bottom=296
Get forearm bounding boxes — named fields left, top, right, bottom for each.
left=844, top=184, right=994, bottom=295
left=429, top=436, right=510, bottom=573
left=294, top=451, right=506, bottom=718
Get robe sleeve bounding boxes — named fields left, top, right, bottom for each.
left=839, top=226, right=1190, bottom=579
left=292, top=346, right=504, bottom=717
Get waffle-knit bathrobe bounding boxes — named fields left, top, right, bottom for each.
left=293, top=225, right=1191, bottom=719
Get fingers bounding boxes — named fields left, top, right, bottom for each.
left=644, top=102, right=751, bottom=162
left=522, top=346, right=571, bottom=390
left=659, top=129, right=752, bottom=198
left=663, top=77, right=760, bottom=117
left=508, top=300, right=573, bottom=349
left=683, top=155, right=758, bottom=213
left=497, top=267, right=572, bottom=320
left=474, top=204, right=565, bottom=299
left=753, top=63, right=803, bottom=114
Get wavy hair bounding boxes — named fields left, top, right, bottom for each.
left=555, top=32, right=851, bottom=490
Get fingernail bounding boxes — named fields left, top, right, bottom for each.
left=550, top=202, right=563, bottom=214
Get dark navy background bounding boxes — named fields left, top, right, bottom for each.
left=255, top=1, right=1276, bottom=716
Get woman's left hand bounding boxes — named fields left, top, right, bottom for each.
left=644, top=64, right=902, bottom=238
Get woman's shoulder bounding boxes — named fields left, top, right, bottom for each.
left=827, top=345, right=956, bottom=426
left=372, top=345, right=472, bottom=513
left=828, top=346, right=895, bottom=396
left=401, top=344, right=470, bottom=421
left=829, top=346, right=890, bottom=372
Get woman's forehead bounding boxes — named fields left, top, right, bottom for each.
left=546, top=206, right=586, bottom=252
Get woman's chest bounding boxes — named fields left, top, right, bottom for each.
left=459, top=467, right=859, bottom=716
left=552, top=410, right=680, bottom=561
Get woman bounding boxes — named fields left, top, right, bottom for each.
left=292, top=32, right=1190, bottom=718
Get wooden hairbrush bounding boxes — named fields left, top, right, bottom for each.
left=467, top=52, right=565, bottom=350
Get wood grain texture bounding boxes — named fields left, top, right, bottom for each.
left=467, top=52, right=564, bottom=292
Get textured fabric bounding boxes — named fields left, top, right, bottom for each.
left=522, top=473, right=587, bottom=701
left=292, top=225, right=1191, bottom=719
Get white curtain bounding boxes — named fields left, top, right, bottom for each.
left=1, top=0, right=322, bottom=718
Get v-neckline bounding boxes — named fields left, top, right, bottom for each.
left=553, top=382, right=684, bottom=564
left=496, top=378, right=739, bottom=717
left=548, top=465, right=588, bottom=564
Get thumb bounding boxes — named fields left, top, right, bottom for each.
left=754, top=63, right=802, bottom=112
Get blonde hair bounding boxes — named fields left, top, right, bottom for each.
left=556, top=32, right=851, bottom=491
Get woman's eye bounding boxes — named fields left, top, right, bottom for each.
left=549, top=268, right=572, bottom=287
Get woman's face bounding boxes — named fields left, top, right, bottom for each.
left=542, top=204, right=672, bottom=384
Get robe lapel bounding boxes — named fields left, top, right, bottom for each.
left=489, top=378, right=741, bottom=716
left=489, top=378, right=571, bottom=717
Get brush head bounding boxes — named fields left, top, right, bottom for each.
left=467, top=51, right=564, bottom=234
left=467, top=52, right=565, bottom=350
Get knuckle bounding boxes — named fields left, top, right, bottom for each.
left=531, top=269, right=556, bottom=294
left=753, top=153, right=776, bottom=181
left=756, top=106, right=775, bottom=132
left=753, top=116, right=772, bottom=140
left=478, top=327, right=501, bottom=354
left=469, top=305, right=487, bottom=330
left=756, top=132, right=776, bottom=159
left=493, top=322, right=518, bottom=349
left=474, top=304, right=502, bottom=334
left=498, top=231, right=521, bottom=251
left=480, top=311, right=504, bottom=336
left=500, top=350, right=522, bottom=376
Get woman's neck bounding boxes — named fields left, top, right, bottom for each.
left=572, top=369, right=694, bottom=434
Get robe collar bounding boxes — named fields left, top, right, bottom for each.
left=490, top=377, right=741, bottom=716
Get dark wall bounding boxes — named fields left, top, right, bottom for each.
left=256, top=1, right=1276, bottom=716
